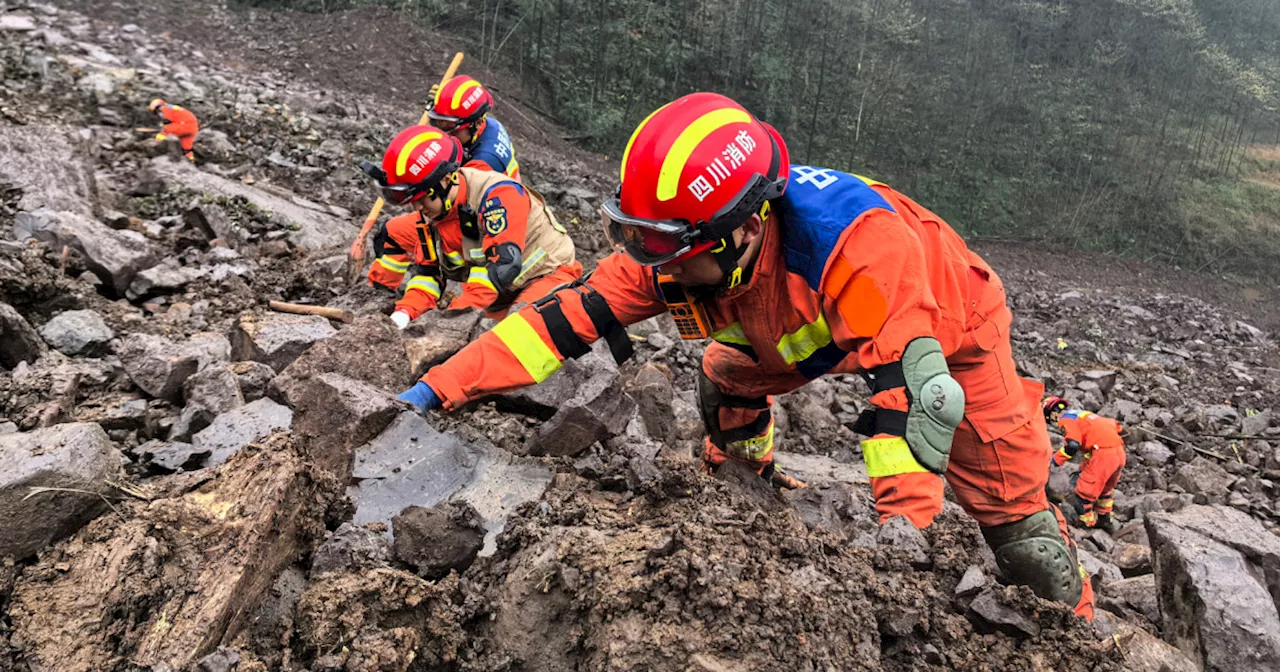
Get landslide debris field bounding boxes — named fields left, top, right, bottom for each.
left=2, top=2, right=1280, bottom=671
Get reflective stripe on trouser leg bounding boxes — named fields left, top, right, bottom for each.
left=696, top=366, right=774, bottom=468
left=1078, top=499, right=1097, bottom=527
left=1094, top=497, right=1114, bottom=515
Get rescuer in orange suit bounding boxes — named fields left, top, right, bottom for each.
left=425, top=75, right=521, bottom=180
left=396, top=92, right=1094, bottom=619
left=149, top=99, right=199, bottom=162
left=1044, top=396, right=1127, bottom=533
left=362, top=126, right=579, bottom=327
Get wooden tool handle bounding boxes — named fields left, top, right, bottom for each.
left=417, top=51, right=466, bottom=125
left=268, top=300, right=353, bottom=324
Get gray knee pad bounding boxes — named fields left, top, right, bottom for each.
left=980, top=509, right=1083, bottom=605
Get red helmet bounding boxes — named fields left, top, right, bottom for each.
left=429, top=75, right=493, bottom=133
left=602, top=92, right=788, bottom=271
left=1043, top=396, right=1070, bottom=421
left=376, top=125, right=463, bottom=206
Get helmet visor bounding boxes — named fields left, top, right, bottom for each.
left=601, top=198, right=696, bottom=267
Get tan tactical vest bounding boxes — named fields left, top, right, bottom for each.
left=434, top=167, right=575, bottom=291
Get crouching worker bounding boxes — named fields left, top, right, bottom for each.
left=1044, top=396, right=1127, bottom=533
left=363, top=126, right=581, bottom=328
left=149, top=99, right=199, bottom=162
left=395, top=92, right=1095, bottom=620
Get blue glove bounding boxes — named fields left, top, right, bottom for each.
left=397, top=381, right=442, bottom=412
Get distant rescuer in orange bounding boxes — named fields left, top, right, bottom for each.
left=395, top=92, right=1095, bottom=619
left=148, top=99, right=199, bottom=162
left=425, top=75, right=520, bottom=180
left=1044, top=396, right=1127, bottom=533
left=362, top=126, right=579, bottom=329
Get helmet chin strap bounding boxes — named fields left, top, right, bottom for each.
left=705, top=201, right=770, bottom=296
left=429, top=173, right=462, bottom=222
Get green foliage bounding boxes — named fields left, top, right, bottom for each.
left=239, top=0, right=1280, bottom=275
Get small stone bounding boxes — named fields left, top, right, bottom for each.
left=191, top=398, right=292, bottom=467
left=391, top=501, right=485, bottom=580
left=967, top=588, right=1041, bottom=638
left=310, top=522, right=391, bottom=575
left=0, top=302, right=46, bottom=367
left=877, top=515, right=932, bottom=569
left=38, top=309, right=114, bottom=356
left=1112, top=542, right=1152, bottom=575
left=955, top=566, right=986, bottom=598
left=1135, top=441, right=1174, bottom=465
left=0, top=14, right=37, bottom=31
left=133, top=439, right=211, bottom=474
left=0, top=423, right=123, bottom=559
left=116, top=333, right=200, bottom=403
left=231, top=312, right=336, bottom=372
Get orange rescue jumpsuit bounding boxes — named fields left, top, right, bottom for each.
left=367, top=167, right=580, bottom=320
left=421, top=167, right=1092, bottom=616
left=156, top=104, right=199, bottom=160
left=1054, top=410, right=1127, bottom=526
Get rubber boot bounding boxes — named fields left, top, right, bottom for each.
left=1095, top=513, right=1120, bottom=534
left=981, top=508, right=1094, bottom=620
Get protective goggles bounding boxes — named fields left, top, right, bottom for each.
left=428, top=107, right=486, bottom=134
left=601, top=173, right=784, bottom=267
left=380, top=181, right=432, bottom=206
left=427, top=114, right=464, bottom=133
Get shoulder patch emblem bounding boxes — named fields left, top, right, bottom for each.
left=482, top=198, right=508, bottom=237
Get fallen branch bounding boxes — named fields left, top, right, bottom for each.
left=1197, top=433, right=1280, bottom=443
left=1143, top=428, right=1228, bottom=460
left=268, top=300, right=353, bottom=324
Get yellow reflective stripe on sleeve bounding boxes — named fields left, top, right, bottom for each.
left=506, top=158, right=520, bottom=177
left=776, top=313, right=833, bottom=365
left=520, top=248, right=546, bottom=272
left=711, top=322, right=751, bottom=346
left=726, top=421, right=775, bottom=462
left=376, top=256, right=411, bottom=273
left=853, top=173, right=887, bottom=187
left=405, top=276, right=441, bottom=298
left=511, top=248, right=547, bottom=287
left=466, top=266, right=496, bottom=291
left=862, top=436, right=930, bottom=478
left=491, top=314, right=562, bottom=383
left=444, top=250, right=464, bottom=264
left=468, top=248, right=486, bottom=260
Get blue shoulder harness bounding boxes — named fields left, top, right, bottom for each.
left=776, top=166, right=895, bottom=292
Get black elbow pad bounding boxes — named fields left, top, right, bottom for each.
left=486, top=242, right=523, bottom=296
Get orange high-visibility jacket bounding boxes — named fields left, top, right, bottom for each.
left=1057, top=410, right=1124, bottom=453
left=423, top=167, right=1031, bottom=445
left=158, top=103, right=199, bottom=149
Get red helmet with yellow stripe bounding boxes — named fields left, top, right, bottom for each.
left=377, top=125, right=463, bottom=206
left=429, top=75, right=493, bottom=133
left=602, top=92, right=789, bottom=275
left=1043, top=396, right=1070, bottom=422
